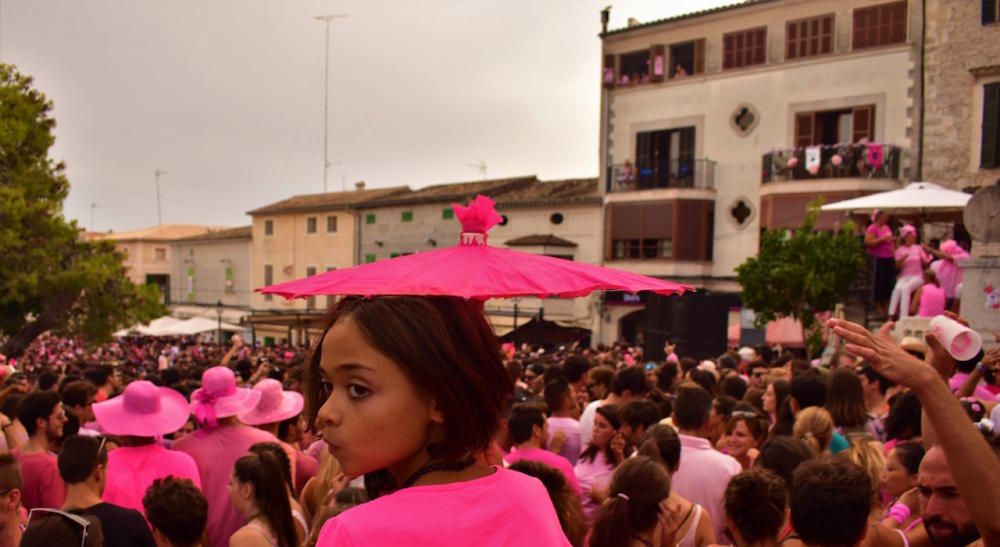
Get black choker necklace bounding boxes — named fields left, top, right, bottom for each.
left=399, top=457, right=476, bottom=489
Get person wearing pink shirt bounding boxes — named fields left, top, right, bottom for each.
left=504, top=404, right=581, bottom=494
left=865, top=210, right=895, bottom=318
left=911, top=269, right=947, bottom=318
left=238, top=379, right=304, bottom=481
left=574, top=404, right=624, bottom=522
left=928, top=239, right=970, bottom=310
left=889, top=225, right=930, bottom=319
left=12, top=391, right=67, bottom=511
left=544, top=378, right=582, bottom=465
left=173, top=367, right=276, bottom=547
left=93, top=380, right=202, bottom=515
left=311, top=297, right=569, bottom=546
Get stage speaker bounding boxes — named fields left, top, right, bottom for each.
left=644, top=292, right=734, bottom=361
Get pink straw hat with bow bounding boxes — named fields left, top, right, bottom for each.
left=238, top=379, right=304, bottom=426
left=93, top=381, right=190, bottom=436
left=189, top=366, right=262, bottom=428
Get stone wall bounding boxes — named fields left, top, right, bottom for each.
left=922, top=1, right=1000, bottom=189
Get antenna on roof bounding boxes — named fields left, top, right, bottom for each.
left=468, top=161, right=487, bottom=180
left=154, top=169, right=168, bottom=225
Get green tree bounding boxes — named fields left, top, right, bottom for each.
left=0, top=64, right=164, bottom=358
left=736, top=200, right=864, bottom=357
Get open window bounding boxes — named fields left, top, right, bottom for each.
left=669, top=39, right=705, bottom=79
left=794, top=105, right=874, bottom=147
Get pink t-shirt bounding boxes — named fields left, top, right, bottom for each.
left=316, top=466, right=570, bottom=546
left=505, top=446, right=581, bottom=494
left=102, top=444, right=202, bottom=514
left=12, top=449, right=65, bottom=510
left=671, top=434, right=742, bottom=541
left=173, top=424, right=278, bottom=547
left=895, top=244, right=929, bottom=277
left=546, top=416, right=582, bottom=466
left=573, top=451, right=614, bottom=522
left=917, top=283, right=946, bottom=317
left=866, top=224, right=894, bottom=258
left=931, top=252, right=969, bottom=299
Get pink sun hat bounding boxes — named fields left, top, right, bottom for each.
left=238, top=379, right=304, bottom=426
left=93, top=381, right=190, bottom=436
left=190, top=366, right=262, bottom=428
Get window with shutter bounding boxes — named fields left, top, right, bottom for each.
left=668, top=40, right=704, bottom=79
left=263, top=265, right=274, bottom=301
left=795, top=113, right=815, bottom=148
left=649, top=45, right=666, bottom=82
left=603, top=54, right=617, bottom=88
left=786, top=15, right=834, bottom=60
left=984, top=0, right=1000, bottom=25
left=723, top=27, right=767, bottom=69
left=982, top=83, right=1000, bottom=168
left=853, top=1, right=907, bottom=49
left=852, top=105, right=875, bottom=143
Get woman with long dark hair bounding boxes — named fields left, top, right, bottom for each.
left=248, top=443, right=308, bottom=544
left=589, top=456, right=672, bottom=547
left=227, top=450, right=298, bottom=547
left=762, top=380, right=789, bottom=428
left=574, top=404, right=624, bottom=522
left=825, top=368, right=870, bottom=437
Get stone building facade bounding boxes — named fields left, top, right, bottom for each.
left=921, top=0, right=1000, bottom=190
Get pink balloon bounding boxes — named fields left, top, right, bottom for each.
left=831, top=154, right=843, bottom=166
left=808, top=164, right=820, bottom=175
left=786, top=157, right=799, bottom=169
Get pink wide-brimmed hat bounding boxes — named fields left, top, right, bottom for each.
left=238, top=379, right=304, bottom=426
left=190, top=366, right=262, bottom=428
left=93, top=381, right=190, bottom=436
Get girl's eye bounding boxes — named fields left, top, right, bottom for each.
left=347, top=384, right=371, bottom=399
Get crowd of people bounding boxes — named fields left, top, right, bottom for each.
left=864, top=210, right=970, bottom=320
left=0, top=296, right=996, bottom=547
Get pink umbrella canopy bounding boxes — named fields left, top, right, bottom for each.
left=258, top=195, right=693, bottom=300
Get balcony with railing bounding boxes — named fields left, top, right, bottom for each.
left=761, top=143, right=902, bottom=184
left=607, top=158, right=716, bottom=193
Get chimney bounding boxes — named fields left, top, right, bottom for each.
left=627, top=17, right=640, bottom=28
left=600, top=6, right=610, bottom=34
left=355, top=181, right=366, bottom=191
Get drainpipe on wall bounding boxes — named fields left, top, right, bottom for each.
left=354, top=210, right=362, bottom=265
left=916, top=0, right=926, bottom=181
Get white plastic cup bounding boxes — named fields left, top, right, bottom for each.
left=928, top=316, right=982, bottom=362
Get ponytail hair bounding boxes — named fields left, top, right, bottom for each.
left=249, top=442, right=294, bottom=495
left=232, top=451, right=298, bottom=547
left=589, top=456, right=670, bottom=547
left=793, top=407, right=834, bottom=456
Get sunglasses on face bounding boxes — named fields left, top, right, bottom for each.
left=26, top=508, right=91, bottom=547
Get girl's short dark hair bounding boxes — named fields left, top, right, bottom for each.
left=885, top=391, right=922, bottom=441
left=892, top=441, right=925, bottom=476
left=725, top=469, right=788, bottom=544
left=508, top=460, right=587, bottom=546
left=304, top=296, right=513, bottom=463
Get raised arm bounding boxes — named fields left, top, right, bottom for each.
left=829, top=319, right=1000, bottom=545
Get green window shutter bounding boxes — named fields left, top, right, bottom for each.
left=225, top=266, right=234, bottom=294
left=365, top=213, right=376, bottom=224
left=982, top=83, right=1000, bottom=168
left=186, top=266, right=195, bottom=301
left=364, top=253, right=376, bottom=263
left=442, top=208, right=454, bottom=220
left=390, top=252, right=400, bottom=258
left=401, top=211, right=413, bottom=222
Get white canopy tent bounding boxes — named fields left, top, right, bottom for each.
left=821, top=182, right=971, bottom=221
left=114, top=316, right=244, bottom=337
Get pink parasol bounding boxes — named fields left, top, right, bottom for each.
left=258, top=195, right=693, bottom=300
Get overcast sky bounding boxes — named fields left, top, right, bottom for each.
left=3, top=0, right=736, bottom=232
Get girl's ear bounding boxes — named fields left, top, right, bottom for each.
left=240, top=482, right=253, bottom=500
left=429, top=398, right=445, bottom=425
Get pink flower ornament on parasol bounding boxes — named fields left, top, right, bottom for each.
left=258, top=195, right=693, bottom=301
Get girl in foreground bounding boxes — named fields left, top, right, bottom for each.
left=308, top=296, right=569, bottom=546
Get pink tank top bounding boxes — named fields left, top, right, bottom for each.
left=918, top=283, right=946, bottom=317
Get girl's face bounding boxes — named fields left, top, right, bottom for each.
left=763, top=383, right=776, bottom=414
left=883, top=449, right=917, bottom=498
left=227, top=474, right=252, bottom=517
left=315, top=316, right=443, bottom=479
left=591, top=412, right=616, bottom=449
left=727, top=420, right=758, bottom=457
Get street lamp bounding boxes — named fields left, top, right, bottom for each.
left=216, top=299, right=223, bottom=347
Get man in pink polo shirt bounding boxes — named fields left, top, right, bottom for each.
left=174, top=366, right=276, bottom=547
left=94, top=380, right=202, bottom=514
left=504, top=404, right=580, bottom=494
left=669, top=384, right=741, bottom=541
left=13, top=391, right=67, bottom=510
